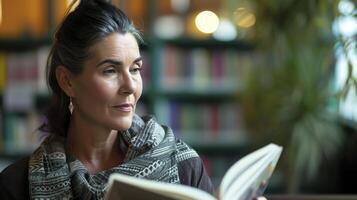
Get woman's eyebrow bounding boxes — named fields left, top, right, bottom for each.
left=133, top=57, right=143, bottom=63
left=96, top=59, right=123, bottom=67
left=96, top=57, right=143, bottom=67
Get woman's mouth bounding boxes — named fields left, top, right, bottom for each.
left=113, top=103, right=133, bottom=112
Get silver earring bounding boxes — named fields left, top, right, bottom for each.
left=69, top=97, right=74, bottom=114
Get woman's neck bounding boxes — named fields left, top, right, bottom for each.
left=66, top=114, right=124, bottom=174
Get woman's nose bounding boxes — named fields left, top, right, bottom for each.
left=119, top=72, right=136, bottom=95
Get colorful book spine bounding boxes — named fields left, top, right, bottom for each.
left=0, top=52, right=6, bottom=93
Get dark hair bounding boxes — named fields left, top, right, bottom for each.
left=45, top=0, right=143, bottom=136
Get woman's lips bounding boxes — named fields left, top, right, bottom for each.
left=113, top=103, right=133, bottom=112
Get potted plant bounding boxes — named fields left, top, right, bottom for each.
left=239, top=0, right=347, bottom=193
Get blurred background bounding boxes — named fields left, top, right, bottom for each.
left=0, top=0, right=356, bottom=196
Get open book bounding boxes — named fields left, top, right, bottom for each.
left=105, top=143, right=283, bottom=200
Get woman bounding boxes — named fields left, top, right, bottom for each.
left=0, top=0, right=213, bottom=199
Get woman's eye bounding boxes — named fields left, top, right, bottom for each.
left=130, top=67, right=142, bottom=74
left=103, top=68, right=116, bottom=75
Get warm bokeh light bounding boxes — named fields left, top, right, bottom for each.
left=195, top=10, right=219, bottom=34
left=234, top=7, right=256, bottom=28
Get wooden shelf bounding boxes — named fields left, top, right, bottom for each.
left=148, top=37, right=254, bottom=50
left=0, top=37, right=52, bottom=51
left=158, top=90, right=239, bottom=102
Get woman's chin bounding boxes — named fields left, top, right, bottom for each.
left=111, top=117, right=133, bottom=131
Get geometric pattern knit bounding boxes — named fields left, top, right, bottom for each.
left=28, top=114, right=198, bottom=200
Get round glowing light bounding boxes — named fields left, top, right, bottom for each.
left=213, top=19, right=237, bottom=41
left=234, top=7, right=256, bottom=28
left=195, top=10, right=220, bottom=34
left=339, top=0, right=355, bottom=15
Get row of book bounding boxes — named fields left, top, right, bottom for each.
left=159, top=46, right=253, bottom=91
left=155, top=101, right=247, bottom=144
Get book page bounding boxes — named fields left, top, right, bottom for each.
left=236, top=160, right=276, bottom=200
left=219, top=143, right=282, bottom=200
left=219, top=144, right=278, bottom=194
left=106, top=180, right=178, bottom=200
left=105, top=173, right=217, bottom=200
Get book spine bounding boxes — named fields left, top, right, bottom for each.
left=0, top=52, right=6, bottom=93
left=212, top=50, right=224, bottom=86
left=162, top=46, right=177, bottom=88
left=36, top=47, right=50, bottom=94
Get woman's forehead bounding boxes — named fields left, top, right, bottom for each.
left=89, top=33, right=140, bottom=59
left=92, top=33, right=139, bottom=50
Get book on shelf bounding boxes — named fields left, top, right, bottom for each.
left=0, top=52, right=6, bottom=92
left=105, top=143, right=283, bottom=200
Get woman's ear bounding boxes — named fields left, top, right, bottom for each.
left=56, top=65, right=75, bottom=97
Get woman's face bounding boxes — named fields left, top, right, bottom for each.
left=70, top=33, right=143, bottom=131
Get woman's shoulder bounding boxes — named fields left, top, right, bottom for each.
left=174, top=139, right=200, bottom=162
left=174, top=140, right=215, bottom=194
left=0, top=157, right=30, bottom=199
left=174, top=139, right=205, bottom=174
left=2, top=156, right=29, bottom=172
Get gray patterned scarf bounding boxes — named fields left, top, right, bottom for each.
left=28, top=115, right=197, bottom=199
